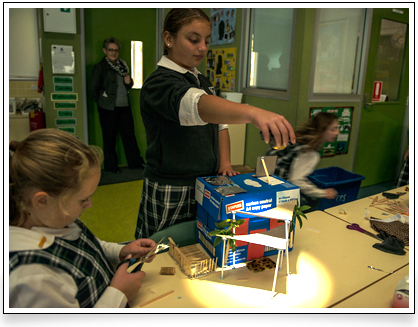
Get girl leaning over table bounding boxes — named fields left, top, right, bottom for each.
left=266, top=112, right=340, bottom=211
left=9, top=129, right=157, bottom=308
left=135, top=8, right=296, bottom=239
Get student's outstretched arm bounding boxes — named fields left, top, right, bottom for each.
left=198, top=95, right=295, bottom=148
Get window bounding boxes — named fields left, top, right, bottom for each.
left=374, top=19, right=407, bottom=102
left=9, top=8, right=40, bottom=80
left=241, top=8, right=296, bottom=99
left=131, top=41, right=143, bottom=89
left=311, top=8, right=368, bottom=98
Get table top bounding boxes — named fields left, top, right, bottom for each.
left=129, top=210, right=409, bottom=309
left=324, top=186, right=409, bottom=248
left=331, top=264, right=409, bottom=308
left=325, top=186, right=409, bottom=226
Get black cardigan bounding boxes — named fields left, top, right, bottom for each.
left=88, top=57, right=134, bottom=110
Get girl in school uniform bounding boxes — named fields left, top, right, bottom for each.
left=9, top=129, right=156, bottom=308
left=135, top=8, right=296, bottom=239
left=266, top=112, right=339, bottom=210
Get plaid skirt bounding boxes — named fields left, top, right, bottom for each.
left=135, top=178, right=197, bottom=239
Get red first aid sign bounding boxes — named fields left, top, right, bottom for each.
left=372, top=81, right=383, bottom=102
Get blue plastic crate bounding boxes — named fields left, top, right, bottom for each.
left=308, top=167, right=365, bottom=210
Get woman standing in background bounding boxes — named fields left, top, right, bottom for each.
left=89, top=37, right=145, bottom=174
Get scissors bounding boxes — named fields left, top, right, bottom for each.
left=116, top=238, right=167, bottom=273
left=346, top=223, right=383, bottom=241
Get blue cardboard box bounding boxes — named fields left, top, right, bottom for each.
left=195, top=173, right=300, bottom=267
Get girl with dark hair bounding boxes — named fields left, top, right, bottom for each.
left=266, top=112, right=339, bottom=209
left=135, top=8, right=295, bottom=239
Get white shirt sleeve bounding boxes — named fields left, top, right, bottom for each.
left=9, top=264, right=128, bottom=308
left=179, top=88, right=208, bottom=126
left=219, top=124, right=228, bottom=131
left=178, top=88, right=229, bottom=131
left=98, top=239, right=125, bottom=269
left=288, top=151, right=327, bottom=198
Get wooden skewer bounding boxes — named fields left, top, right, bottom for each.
left=139, top=290, right=174, bottom=307
left=261, top=157, right=271, bottom=185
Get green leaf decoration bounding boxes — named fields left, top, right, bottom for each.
left=299, top=205, right=311, bottom=212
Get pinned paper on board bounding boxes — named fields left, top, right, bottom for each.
left=51, top=45, right=75, bottom=74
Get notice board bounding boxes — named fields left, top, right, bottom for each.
left=206, top=47, right=237, bottom=91
left=310, top=107, right=353, bottom=157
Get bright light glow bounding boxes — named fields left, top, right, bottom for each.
left=185, top=252, right=332, bottom=309
left=131, top=41, right=143, bottom=89
left=250, top=51, right=257, bottom=87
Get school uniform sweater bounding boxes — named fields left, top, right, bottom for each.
left=140, top=56, right=222, bottom=186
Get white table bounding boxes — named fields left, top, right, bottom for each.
left=129, top=210, right=409, bottom=309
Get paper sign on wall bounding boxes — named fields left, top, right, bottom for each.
left=372, top=81, right=383, bottom=102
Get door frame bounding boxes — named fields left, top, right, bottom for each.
left=354, top=8, right=409, bottom=186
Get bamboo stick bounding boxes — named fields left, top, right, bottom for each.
left=139, top=290, right=174, bottom=307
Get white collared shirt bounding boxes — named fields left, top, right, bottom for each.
left=9, top=224, right=127, bottom=308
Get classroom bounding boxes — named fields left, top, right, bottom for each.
left=7, top=5, right=412, bottom=314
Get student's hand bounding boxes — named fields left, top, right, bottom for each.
left=119, top=239, right=157, bottom=262
left=250, top=109, right=296, bottom=148
left=110, top=255, right=146, bottom=302
left=124, top=75, right=131, bottom=84
left=218, top=164, right=240, bottom=177
left=324, top=188, right=338, bottom=199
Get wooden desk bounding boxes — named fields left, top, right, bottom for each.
left=331, top=264, right=409, bottom=308
left=129, top=211, right=409, bottom=309
left=324, top=186, right=409, bottom=248
left=325, top=186, right=409, bottom=225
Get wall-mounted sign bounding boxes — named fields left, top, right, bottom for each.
left=53, top=102, right=77, bottom=109
left=55, top=118, right=77, bottom=126
left=372, top=81, right=383, bottom=102
left=210, top=8, right=236, bottom=45
left=51, top=93, right=78, bottom=101
left=206, top=47, right=237, bottom=91
left=58, top=126, right=76, bottom=134
left=51, top=45, right=75, bottom=74
left=54, top=84, right=74, bottom=92
left=53, top=76, right=73, bottom=84
left=57, top=110, right=74, bottom=117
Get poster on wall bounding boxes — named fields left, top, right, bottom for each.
left=310, top=107, right=353, bottom=157
left=206, top=48, right=237, bottom=91
left=210, top=8, right=236, bottom=45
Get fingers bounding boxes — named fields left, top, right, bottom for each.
left=259, top=115, right=295, bottom=148
left=282, top=118, right=296, bottom=144
left=139, top=239, right=157, bottom=248
left=272, top=117, right=295, bottom=147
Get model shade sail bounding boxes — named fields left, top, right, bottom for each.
left=219, top=200, right=295, bottom=249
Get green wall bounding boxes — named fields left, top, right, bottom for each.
left=84, top=8, right=156, bottom=166
left=38, top=7, right=408, bottom=186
